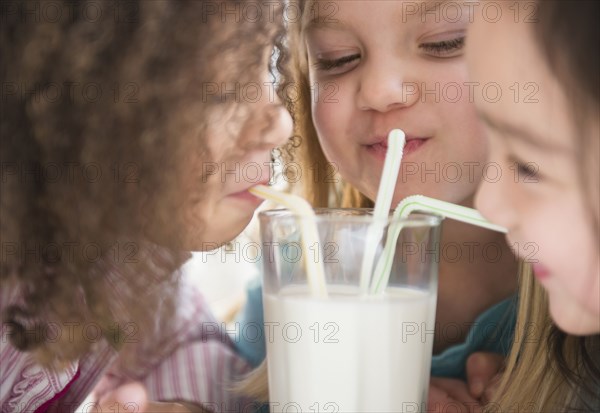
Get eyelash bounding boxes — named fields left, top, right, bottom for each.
left=419, top=37, right=465, bottom=56
left=314, top=35, right=465, bottom=73
left=516, top=162, right=538, bottom=178
left=314, top=54, right=360, bottom=71
left=508, top=155, right=541, bottom=181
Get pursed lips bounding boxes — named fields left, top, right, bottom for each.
left=226, top=178, right=271, bottom=197
left=364, top=135, right=430, bottom=157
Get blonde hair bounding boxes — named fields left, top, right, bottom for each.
left=487, top=264, right=599, bottom=411
left=488, top=2, right=600, bottom=411
left=282, top=0, right=371, bottom=209
left=242, top=0, right=600, bottom=409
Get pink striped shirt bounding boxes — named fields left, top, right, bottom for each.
left=1, top=254, right=254, bottom=413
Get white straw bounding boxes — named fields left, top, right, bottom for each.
left=249, top=185, right=328, bottom=298
left=370, top=195, right=508, bottom=294
left=358, top=129, right=406, bottom=293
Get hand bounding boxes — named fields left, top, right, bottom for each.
left=96, top=381, right=208, bottom=413
left=428, top=377, right=483, bottom=413
left=466, top=352, right=505, bottom=403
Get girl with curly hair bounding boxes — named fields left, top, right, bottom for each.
left=1, top=0, right=292, bottom=411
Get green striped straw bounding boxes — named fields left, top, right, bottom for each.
left=370, top=195, right=508, bottom=294
left=249, top=185, right=328, bottom=298
left=359, top=129, right=406, bottom=293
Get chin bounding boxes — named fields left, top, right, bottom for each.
left=190, top=218, right=254, bottom=250
left=550, top=300, right=599, bottom=336
left=184, top=236, right=231, bottom=252
left=190, top=230, right=244, bottom=250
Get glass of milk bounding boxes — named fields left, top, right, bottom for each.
left=258, top=208, right=442, bottom=413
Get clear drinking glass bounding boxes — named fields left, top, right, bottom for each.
left=259, top=208, right=442, bottom=413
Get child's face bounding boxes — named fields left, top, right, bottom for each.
left=162, top=44, right=293, bottom=250
left=186, top=80, right=292, bottom=249
left=467, top=4, right=600, bottom=334
left=305, top=0, right=487, bottom=206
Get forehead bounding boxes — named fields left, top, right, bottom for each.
left=466, top=5, right=573, bottom=149
left=204, top=10, right=276, bottom=79
left=305, top=0, right=464, bottom=29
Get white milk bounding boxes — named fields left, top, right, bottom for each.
left=264, top=285, right=437, bottom=413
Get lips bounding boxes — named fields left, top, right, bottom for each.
left=364, top=135, right=429, bottom=158
left=403, top=138, right=428, bottom=154
left=227, top=189, right=265, bottom=204
left=532, top=262, right=550, bottom=280
left=227, top=179, right=270, bottom=198
left=224, top=159, right=273, bottom=197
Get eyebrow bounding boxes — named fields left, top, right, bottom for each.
left=304, top=0, right=447, bottom=32
left=421, top=0, right=447, bottom=15
left=477, top=111, right=569, bottom=153
left=304, top=14, right=347, bottom=32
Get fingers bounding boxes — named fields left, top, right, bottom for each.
left=481, top=375, right=500, bottom=404
left=430, top=377, right=481, bottom=405
left=141, top=401, right=197, bottom=413
left=98, top=381, right=149, bottom=412
left=96, top=381, right=199, bottom=413
left=428, top=385, right=454, bottom=413
left=466, top=352, right=505, bottom=399
left=429, top=378, right=483, bottom=413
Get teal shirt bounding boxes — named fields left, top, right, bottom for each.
left=430, top=296, right=516, bottom=380
left=233, top=277, right=517, bottom=380
left=234, top=276, right=267, bottom=367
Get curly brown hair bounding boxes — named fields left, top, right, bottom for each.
left=1, top=0, right=287, bottom=369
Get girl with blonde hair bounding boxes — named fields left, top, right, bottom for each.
left=467, top=0, right=600, bottom=410
left=239, top=1, right=520, bottom=410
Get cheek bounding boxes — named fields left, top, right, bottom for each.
left=433, top=63, right=484, bottom=124
left=521, top=206, right=555, bottom=261
left=180, top=194, right=215, bottom=238
left=313, top=85, right=339, bottom=119
left=529, top=187, right=600, bottom=330
left=551, top=204, right=599, bottom=303
left=178, top=195, right=234, bottom=248
left=526, top=197, right=599, bottom=309
left=312, top=99, right=345, bottom=152
left=577, top=249, right=600, bottom=317
left=439, top=92, right=486, bottom=149
left=311, top=77, right=356, bottom=130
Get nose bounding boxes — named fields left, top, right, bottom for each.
left=237, top=92, right=293, bottom=152
left=263, top=104, right=293, bottom=149
left=356, top=58, right=420, bottom=113
left=474, top=167, right=518, bottom=233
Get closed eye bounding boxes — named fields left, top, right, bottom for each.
left=419, top=37, right=465, bottom=57
left=314, top=54, right=360, bottom=72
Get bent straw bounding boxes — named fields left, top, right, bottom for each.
left=358, top=129, right=406, bottom=293
left=249, top=185, right=328, bottom=298
left=370, top=195, right=508, bottom=294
